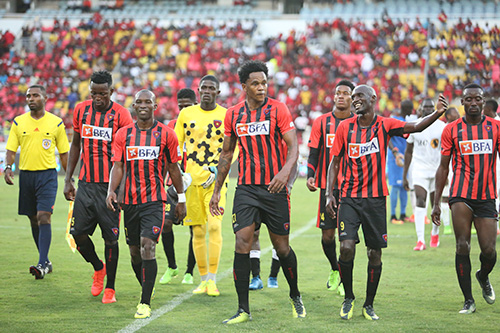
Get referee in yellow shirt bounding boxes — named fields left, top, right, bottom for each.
left=4, top=85, right=70, bottom=279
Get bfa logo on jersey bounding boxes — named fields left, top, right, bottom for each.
left=236, top=120, right=270, bottom=137
left=126, top=146, right=160, bottom=160
left=214, top=120, right=222, bottom=128
left=459, top=139, right=493, bottom=155
left=326, top=133, right=336, bottom=148
left=82, top=124, right=112, bottom=141
left=348, top=138, right=380, bottom=158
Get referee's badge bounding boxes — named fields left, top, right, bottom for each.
left=42, top=139, right=52, bottom=150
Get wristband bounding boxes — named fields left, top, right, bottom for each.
left=177, top=193, right=186, bottom=203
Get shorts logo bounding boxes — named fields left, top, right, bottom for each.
left=126, top=146, right=160, bottom=160
left=214, top=120, right=222, bottom=128
left=232, top=214, right=236, bottom=224
left=284, top=222, right=290, bottom=231
left=326, top=134, right=336, bottom=148
left=382, top=234, right=388, bottom=242
left=107, top=114, right=114, bottom=121
left=152, top=226, right=160, bottom=235
left=112, top=228, right=119, bottom=236
left=348, top=138, right=380, bottom=158
left=459, top=139, right=492, bottom=155
left=236, top=120, right=270, bottom=137
left=82, top=124, right=112, bottom=141
left=42, top=139, right=52, bottom=150
left=153, top=131, right=160, bottom=139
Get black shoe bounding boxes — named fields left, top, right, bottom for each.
left=30, top=264, right=48, bottom=280
left=476, top=270, right=495, bottom=305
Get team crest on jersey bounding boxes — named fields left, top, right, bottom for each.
left=152, top=226, right=160, bottom=235
left=284, top=222, right=290, bottom=231
left=326, top=133, right=336, bottom=148
left=348, top=138, right=380, bottom=158
left=112, top=228, right=119, bottom=236
left=236, top=120, right=270, bottom=137
left=42, top=139, right=52, bottom=150
left=107, top=114, right=114, bottom=121
left=382, top=234, right=388, bottom=242
left=431, top=138, right=439, bottom=149
left=459, top=139, right=493, bottom=155
left=263, top=104, right=272, bottom=115
left=372, top=126, right=379, bottom=134
left=214, top=120, right=222, bottom=128
left=153, top=131, right=160, bottom=139
left=126, top=146, right=160, bottom=160
left=82, top=124, right=112, bottom=141
left=484, top=124, right=492, bottom=132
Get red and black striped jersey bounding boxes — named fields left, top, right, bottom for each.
left=308, top=112, right=354, bottom=189
left=225, top=97, right=295, bottom=185
left=112, top=120, right=181, bottom=205
left=331, top=115, right=406, bottom=198
left=441, top=116, right=500, bottom=200
left=73, top=100, right=133, bottom=183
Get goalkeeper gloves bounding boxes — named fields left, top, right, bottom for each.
left=201, top=166, right=218, bottom=189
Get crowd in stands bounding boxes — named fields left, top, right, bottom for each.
left=1, top=13, right=499, bottom=142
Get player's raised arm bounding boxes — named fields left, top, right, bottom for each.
left=404, top=94, right=448, bottom=134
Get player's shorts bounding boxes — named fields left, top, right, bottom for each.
left=183, top=183, right=227, bottom=226
left=337, top=196, right=388, bottom=249
left=232, top=184, right=291, bottom=236
left=412, top=174, right=435, bottom=193
left=317, top=189, right=339, bottom=229
left=18, top=169, right=58, bottom=216
left=123, top=201, right=165, bottom=245
left=70, top=181, right=120, bottom=241
left=449, top=197, right=498, bottom=219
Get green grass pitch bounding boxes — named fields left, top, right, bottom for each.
left=0, top=177, right=498, bottom=332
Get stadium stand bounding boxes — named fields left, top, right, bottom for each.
left=0, top=0, right=499, bottom=141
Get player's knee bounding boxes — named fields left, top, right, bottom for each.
left=456, top=239, right=471, bottom=255
left=235, top=237, right=252, bottom=253
left=339, top=242, right=355, bottom=260
left=140, top=240, right=156, bottom=259
left=367, top=248, right=382, bottom=265
left=129, top=245, right=141, bottom=263
left=207, top=222, right=221, bottom=235
left=321, top=230, right=335, bottom=243
left=37, top=212, right=51, bottom=225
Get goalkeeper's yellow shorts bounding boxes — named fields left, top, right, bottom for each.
left=183, top=184, right=227, bottom=226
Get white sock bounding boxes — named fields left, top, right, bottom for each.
left=410, top=190, right=416, bottom=214
left=415, top=206, right=426, bottom=243
left=250, top=250, right=261, bottom=259
left=441, top=202, right=450, bottom=227
left=272, top=248, right=279, bottom=260
left=207, top=272, right=216, bottom=282
left=431, top=223, right=440, bottom=236
left=200, top=274, right=208, bottom=282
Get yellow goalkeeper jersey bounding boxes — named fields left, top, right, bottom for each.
left=174, top=103, right=227, bottom=185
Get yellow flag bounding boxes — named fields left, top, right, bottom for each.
left=66, top=201, right=77, bottom=253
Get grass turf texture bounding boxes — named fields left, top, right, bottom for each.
left=0, top=177, right=499, bottom=332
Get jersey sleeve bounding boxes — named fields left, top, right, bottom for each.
left=118, top=107, right=133, bottom=128
left=5, top=118, right=19, bottom=152
left=307, top=116, right=322, bottom=149
left=73, top=103, right=82, bottom=134
left=406, top=133, right=415, bottom=144
left=165, top=128, right=181, bottom=164
left=111, top=128, right=126, bottom=162
left=440, top=123, right=453, bottom=156
left=174, top=111, right=185, bottom=148
left=385, top=117, right=407, bottom=137
left=276, top=103, right=295, bottom=135
left=331, top=121, right=346, bottom=157
left=224, top=108, right=234, bottom=137
left=55, top=120, right=70, bottom=154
